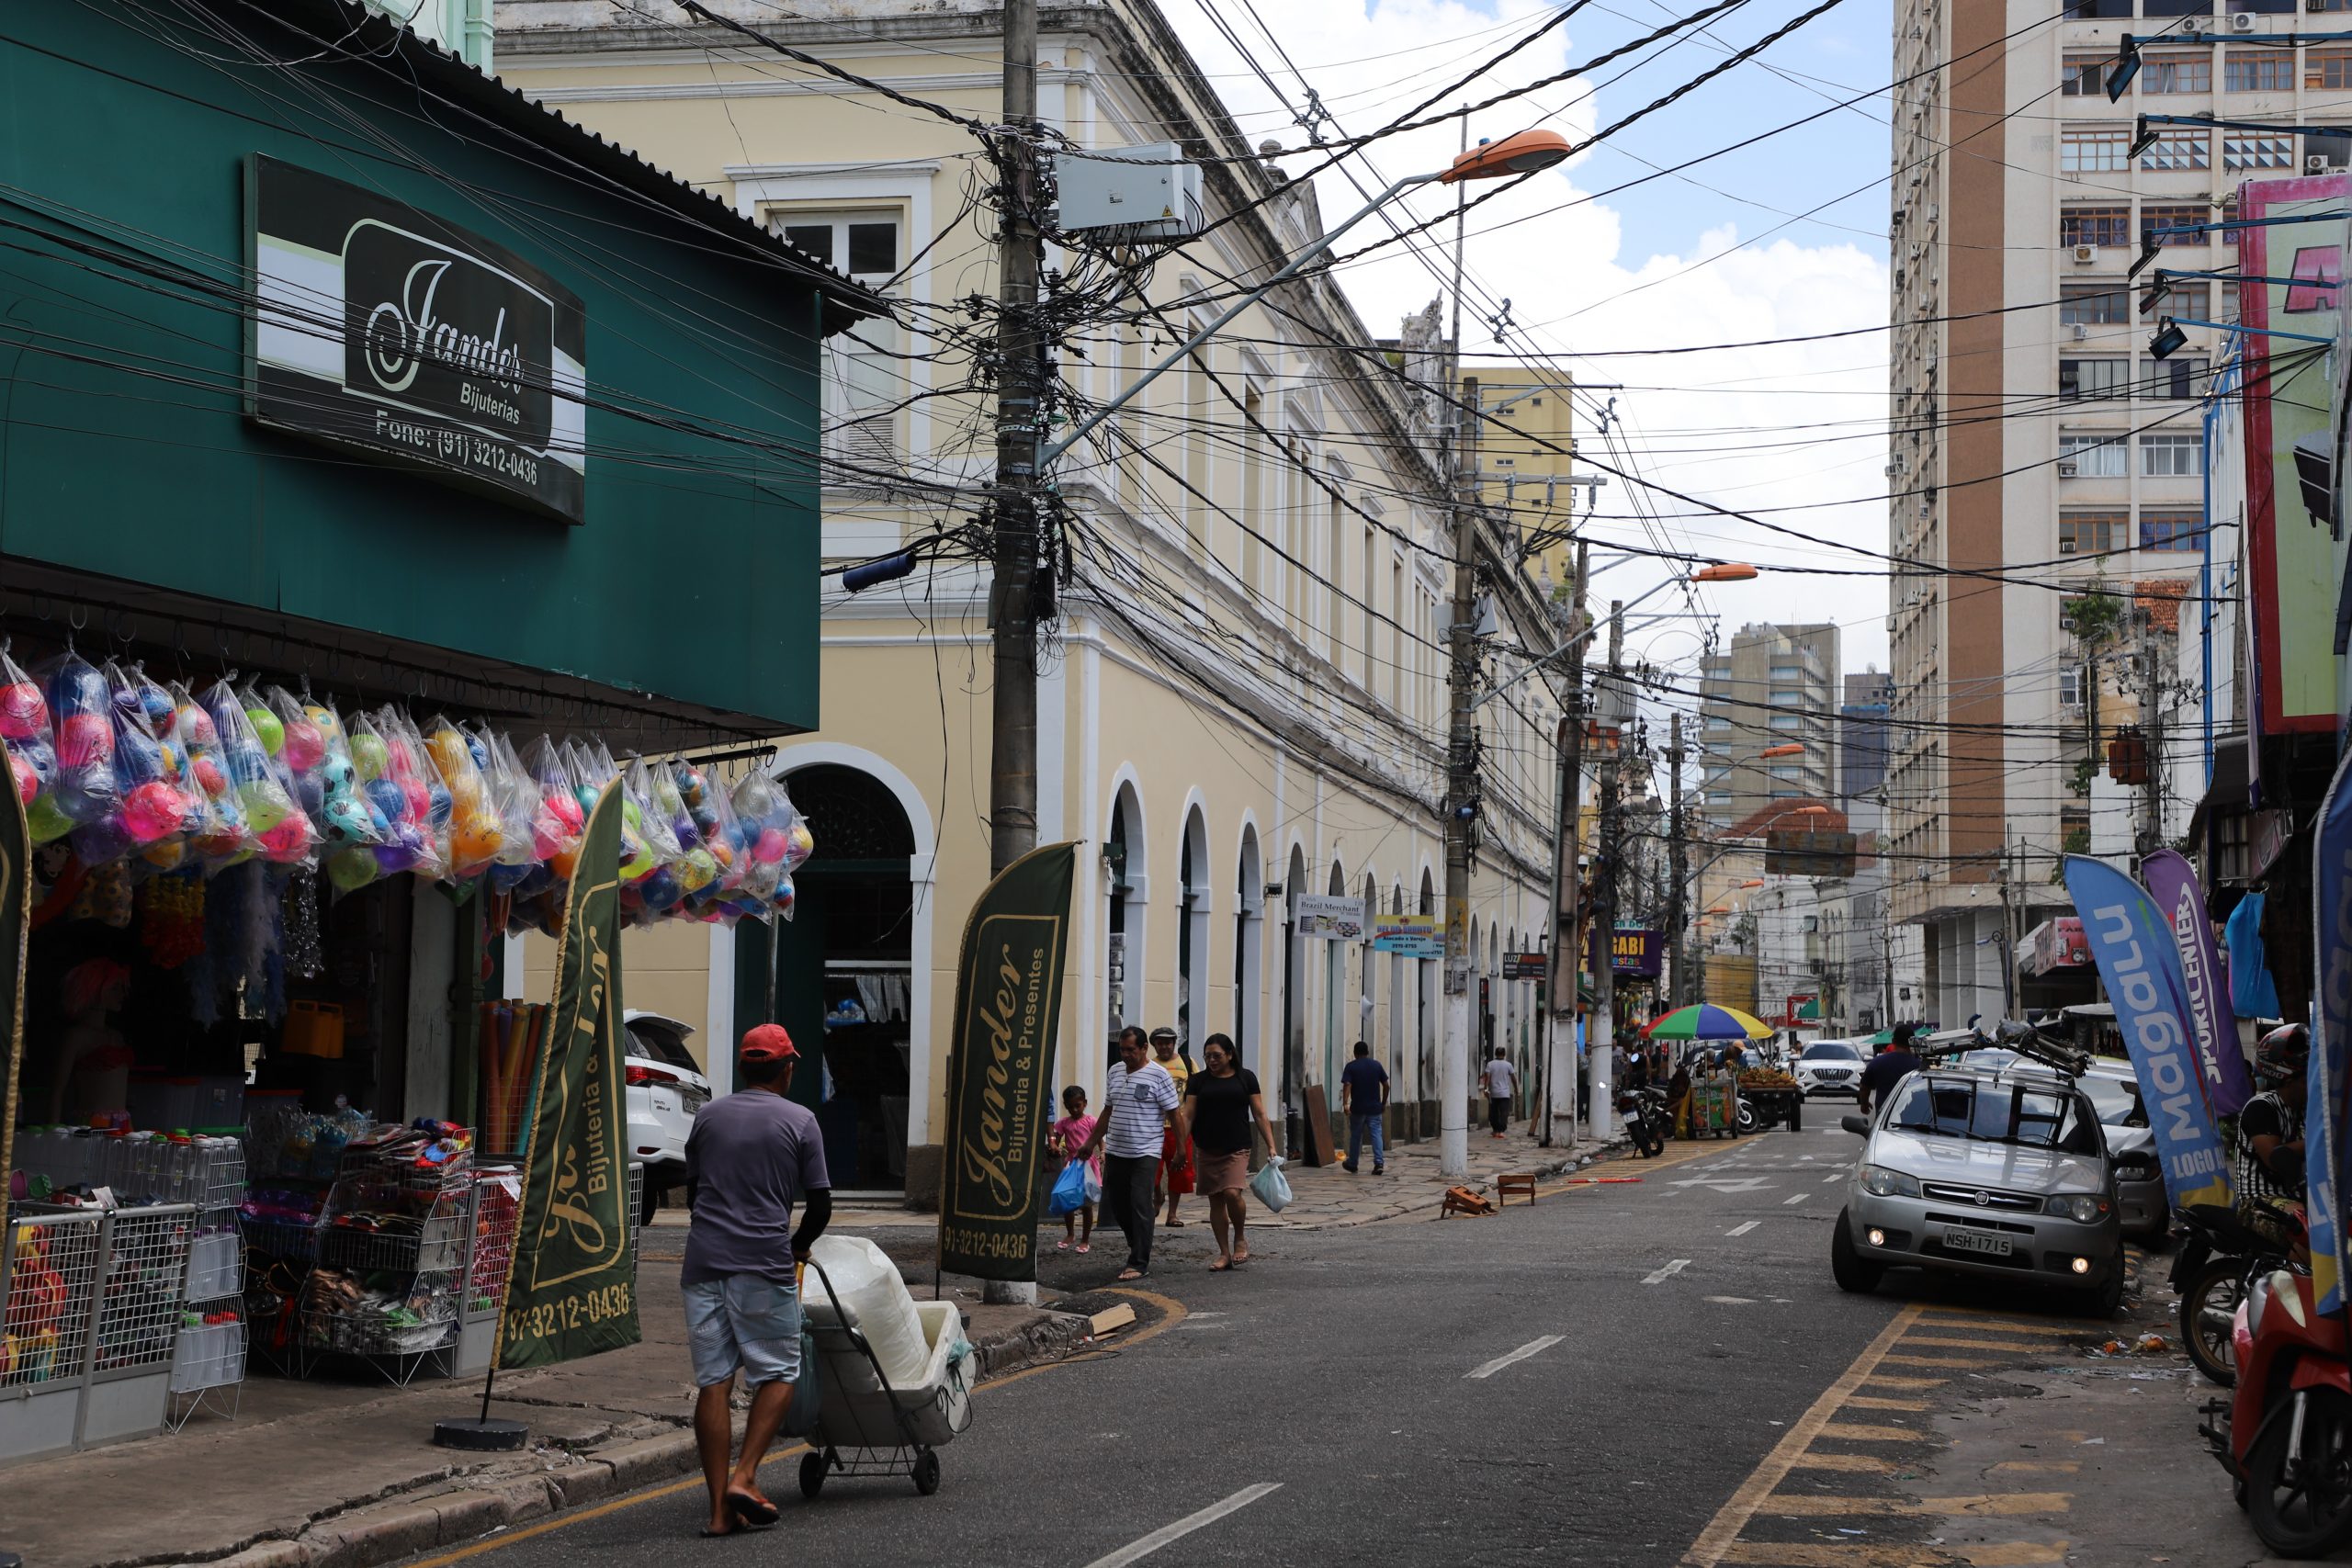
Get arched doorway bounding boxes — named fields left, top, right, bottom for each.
left=1105, top=783, right=1146, bottom=1070
left=1282, top=842, right=1307, bottom=1156
left=1323, top=858, right=1348, bottom=1099
left=1235, top=825, right=1263, bottom=1075
left=771, top=762, right=916, bottom=1194
left=1417, top=869, right=1435, bottom=1134
left=1179, top=807, right=1210, bottom=1052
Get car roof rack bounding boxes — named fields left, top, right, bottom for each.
left=1915, top=1017, right=2091, bottom=1081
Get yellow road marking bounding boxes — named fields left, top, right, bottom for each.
left=1755, top=1493, right=2070, bottom=1518
left=1815, top=1421, right=1930, bottom=1443
left=1845, top=1394, right=1929, bottom=1412
left=1989, top=1461, right=2081, bottom=1474
left=1679, top=1303, right=1925, bottom=1567
left=1912, top=1319, right=2081, bottom=1337
left=1784, top=1452, right=1905, bottom=1474
left=1959, top=1545, right=2069, bottom=1565
left=404, top=1287, right=1190, bottom=1567
left=1898, top=1335, right=2056, bottom=1354
left=1863, top=1373, right=1947, bottom=1389
left=1880, top=1352, right=2001, bottom=1369
left=1720, top=1544, right=1951, bottom=1566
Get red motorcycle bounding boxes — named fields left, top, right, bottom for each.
left=2204, top=1269, right=2352, bottom=1557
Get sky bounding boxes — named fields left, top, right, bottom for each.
left=1157, top=0, right=1900, bottom=690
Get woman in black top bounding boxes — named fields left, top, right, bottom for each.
left=1177, top=1033, right=1279, bottom=1270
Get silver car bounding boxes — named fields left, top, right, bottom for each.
left=1794, top=1038, right=1866, bottom=1098
left=1834, top=1063, right=2127, bottom=1314
left=2079, top=1068, right=2168, bottom=1241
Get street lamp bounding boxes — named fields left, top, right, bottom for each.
left=1043, top=129, right=1570, bottom=467
left=1759, top=743, right=1805, bottom=759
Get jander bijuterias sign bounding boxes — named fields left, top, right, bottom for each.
left=244, top=156, right=587, bottom=522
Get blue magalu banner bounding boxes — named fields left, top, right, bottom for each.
left=2307, top=750, right=2352, bottom=1314
left=2063, top=855, right=2233, bottom=1213
left=2142, top=850, right=2256, bottom=1119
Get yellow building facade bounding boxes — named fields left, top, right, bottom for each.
left=500, top=0, right=1567, bottom=1199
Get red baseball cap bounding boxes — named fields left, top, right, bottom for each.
left=739, top=1023, right=798, bottom=1063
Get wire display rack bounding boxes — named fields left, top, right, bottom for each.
left=2, top=1202, right=194, bottom=1461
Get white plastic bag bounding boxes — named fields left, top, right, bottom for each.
left=1250, top=1155, right=1293, bottom=1213
left=805, top=1235, right=930, bottom=1388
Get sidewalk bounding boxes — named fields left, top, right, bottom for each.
left=2, top=1250, right=1084, bottom=1568
left=1256, top=1122, right=1623, bottom=1230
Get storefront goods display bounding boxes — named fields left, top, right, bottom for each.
left=0, top=1201, right=194, bottom=1460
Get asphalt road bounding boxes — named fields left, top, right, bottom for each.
left=398, top=1119, right=2177, bottom=1568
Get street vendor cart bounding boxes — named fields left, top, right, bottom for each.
left=1738, top=1070, right=1804, bottom=1132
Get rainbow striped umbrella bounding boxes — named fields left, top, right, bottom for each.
left=1641, top=1003, right=1775, bottom=1042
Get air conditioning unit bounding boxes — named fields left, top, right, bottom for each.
left=2310, top=154, right=2335, bottom=175
left=2058, top=459, right=2080, bottom=477
left=2232, top=11, right=2257, bottom=30
left=2072, top=322, right=2089, bottom=341
left=2072, top=243, right=2098, bottom=265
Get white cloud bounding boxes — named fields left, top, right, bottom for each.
left=1160, top=0, right=1894, bottom=676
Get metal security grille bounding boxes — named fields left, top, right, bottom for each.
left=2, top=1211, right=101, bottom=1392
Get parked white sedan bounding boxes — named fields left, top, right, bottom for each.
left=624, top=1010, right=711, bottom=1224
left=1795, top=1038, right=1868, bottom=1099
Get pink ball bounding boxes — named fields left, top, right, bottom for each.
left=193, top=756, right=227, bottom=796
left=122, top=780, right=184, bottom=844
left=549, top=792, right=584, bottom=832
left=283, top=721, right=324, bottom=774
left=0, top=682, right=45, bottom=741
left=754, top=827, right=786, bottom=864
left=401, top=779, right=430, bottom=821
left=9, top=752, right=36, bottom=806
left=260, top=816, right=311, bottom=863
left=56, top=713, right=111, bottom=769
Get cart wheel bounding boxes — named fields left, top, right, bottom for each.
left=912, top=1449, right=942, bottom=1495
left=798, top=1450, right=827, bottom=1500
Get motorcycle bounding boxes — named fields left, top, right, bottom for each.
left=2201, top=1269, right=2352, bottom=1557
left=2174, top=1201, right=2303, bottom=1388
left=1617, top=1085, right=1669, bottom=1157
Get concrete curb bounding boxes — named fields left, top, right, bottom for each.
left=164, top=1313, right=1086, bottom=1568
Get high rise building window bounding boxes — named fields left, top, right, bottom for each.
left=2141, top=509, right=2204, bottom=550
left=2142, top=203, right=2210, bottom=247
left=2062, top=206, right=2132, bottom=248
left=2060, top=284, right=2129, bottom=325
left=2143, top=54, right=2212, bottom=93
left=2315, top=51, right=2352, bottom=90
left=2145, top=356, right=2211, bottom=400
left=2223, top=133, right=2295, bottom=170
left=2224, top=54, right=2296, bottom=93
left=2062, top=54, right=2110, bottom=96
left=2059, top=512, right=2125, bottom=555
left=2062, top=127, right=2131, bottom=173
left=2155, top=280, right=2211, bottom=320
left=1770, top=714, right=1803, bottom=730
left=2139, top=130, right=2211, bottom=171
left=2059, top=357, right=2132, bottom=400
left=2061, top=433, right=2128, bottom=476
left=2142, top=433, right=2205, bottom=476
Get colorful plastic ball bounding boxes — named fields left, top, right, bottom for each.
left=319, top=754, right=356, bottom=793
left=282, top=721, right=324, bottom=775
left=123, top=781, right=186, bottom=843
left=246, top=707, right=284, bottom=756
left=363, top=777, right=406, bottom=824
left=322, top=795, right=374, bottom=842
left=450, top=814, right=500, bottom=868
left=25, top=794, right=73, bottom=844
left=774, top=879, right=796, bottom=918
left=619, top=844, right=655, bottom=882
left=70, top=816, right=132, bottom=866
left=191, top=756, right=227, bottom=798
left=8, top=753, right=36, bottom=807
left=349, top=731, right=390, bottom=781
left=295, top=774, right=324, bottom=818
left=55, top=714, right=111, bottom=770
left=0, top=682, right=46, bottom=741
left=676, top=848, right=718, bottom=894
left=328, top=847, right=379, bottom=893
left=240, top=783, right=291, bottom=834
left=142, top=840, right=187, bottom=872
left=548, top=792, right=584, bottom=833
left=176, top=704, right=216, bottom=748
left=424, top=783, right=451, bottom=828
left=786, top=822, right=815, bottom=864
left=374, top=829, right=422, bottom=875
left=139, top=686, right=175, bottom=730
left=753, top=827, right=786, bottom=864
left=13, top=739, right=55, bottom=792
left=260, top=817, right=311, bottom=864
left=639, top=867, right=683, bottom=909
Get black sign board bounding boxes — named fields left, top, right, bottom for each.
left=1764, top=830, right=1858, bottom=880
left=245, top=157, right=587, bottom=522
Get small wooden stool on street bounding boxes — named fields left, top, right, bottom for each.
left=1497, top=1172, right=1537, bottom=1206
left=1442, top=1185, right=1497, bottom=1218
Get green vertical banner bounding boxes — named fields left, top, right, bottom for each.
left=0, top=758, right=28, bottom=1200
left=497, top=784, right=640, bottom=1367
left=937, top=842, right=1078, bottom=1280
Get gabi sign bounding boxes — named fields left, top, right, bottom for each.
left=245, top=157, right=587, bottom=522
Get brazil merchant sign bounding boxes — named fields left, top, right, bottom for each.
left=245, top=156, right=588, bottom=522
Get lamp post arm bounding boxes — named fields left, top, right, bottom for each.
left=1040, top=171, right=1441, bottom=468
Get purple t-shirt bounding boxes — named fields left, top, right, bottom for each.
left=682, top=1089, right=830, bottom=1286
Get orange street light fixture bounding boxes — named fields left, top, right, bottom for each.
left=1443, top=130, right=1573, bottom=183
left=1758, top=743, right=1805, bottom=759
left=1740, top=879, right=1765, bottom=888
left=1690, top=562, right=1758, bottom=582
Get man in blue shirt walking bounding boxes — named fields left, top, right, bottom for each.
left=1340, top=1040, right=1389, bottom=1175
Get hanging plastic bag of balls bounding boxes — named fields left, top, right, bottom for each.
left=475, top=728, right=542, bottom=895
left=90, top=661, right=200, bottom=873
left=674, top=760, right=748, bottom=917
left=167, top=680, right=258, bottom=870
left=236, top=682, right=319, bottom=869
left=338, top=709, right=428, bottom=889
left=518, top=734, right=583, bottom=885
left=198, top=680, right=308, bottom=873
left=0, top=642, right=61, bottom=844
left=620, top=755, right=687, bottom=912
left=260, top=686, right=337, bottom=850
left=579, top=743, right=651, bottom=880
left=373, top=709, right=452, bottom=884
left=37, top=649, right=120, bottom=842
left=422, top=716, right=503, bottom=881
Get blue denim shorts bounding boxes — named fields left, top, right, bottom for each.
left=682, top=1274, right=802, bottom=1389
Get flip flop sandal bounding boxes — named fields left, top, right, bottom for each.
left=1208, top=1258, right=1233, bottom=1271
left=725, top=1491, right=779, bottom=1528
left=699, top=1525, right=740, bottom=1539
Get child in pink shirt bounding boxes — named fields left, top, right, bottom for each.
left=1049, top=1085, right=1100, bottom=1252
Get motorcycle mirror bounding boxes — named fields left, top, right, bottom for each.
left=1840, top=1114, right=1871, bottom=1136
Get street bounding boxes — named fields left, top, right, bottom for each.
left=390, top=1123, right=2262, bottom=1568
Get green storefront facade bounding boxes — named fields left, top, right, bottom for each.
left=0, top=0, right=876, bottom=1122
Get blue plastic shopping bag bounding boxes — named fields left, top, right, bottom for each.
left=1249, top=1155, right=1293, bottom=1213
left=1046, top=1159, right=1090, bottom=1217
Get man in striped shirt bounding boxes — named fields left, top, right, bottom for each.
left=1079, top=1025, right=1180, bottom=1280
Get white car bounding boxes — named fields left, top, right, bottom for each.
left=1795, top=1038, right=1868, bottom=1099
left=625, top=1010, right=711, bottom=1224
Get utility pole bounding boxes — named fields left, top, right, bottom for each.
left=1439, top=115, right=1477, bottom=1181
left=1541, top=544, right=1589, bottom=1148
left=1667, top=711, right=1687, bottom=1011
left=1589, top=601, right=1624, bottom=1143
left=2138, top=611, right=2163, bottom=860
left=982, top=0, right=1042, bottom=1306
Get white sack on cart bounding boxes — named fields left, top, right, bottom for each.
left=804, top=1235, right=930, bottom=1388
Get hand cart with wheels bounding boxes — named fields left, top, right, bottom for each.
left=796, top=1258, right=974, bottom=1501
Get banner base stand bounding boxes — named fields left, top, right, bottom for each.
left=434, top=1416, right=529, bottom=1451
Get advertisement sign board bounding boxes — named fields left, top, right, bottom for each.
left=1296, top=894, right=1366, bottom=940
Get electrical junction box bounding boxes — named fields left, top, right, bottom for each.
left=1054, top=142, right=1204, bottom=241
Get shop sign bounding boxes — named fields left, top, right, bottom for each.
left=1504, top=952, right=1547, bottom=980
left=938, top=843, right=1077, bottom=1281
left=2023, top=916, right=2091, bottom=977
left=1370, top=914, right=1442, bottom=958
left=499, top=786, right=640, bottom=1368
left=1590, top=925, right=1663, bottom=979
left=246, top=156, right=588, bottom=522
left=1296, top=894, right=1366, bottom=940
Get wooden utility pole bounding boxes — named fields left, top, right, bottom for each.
left=988, top=0, right=1043, bottom=879
left=1668, top=710, right=1687, bottom=1010
left=1541, top=544, right=1589, bottom=1147
left=1589, top=601, right=1624, bottom=1141
left=1440, top=118, right=1476, bottom=1180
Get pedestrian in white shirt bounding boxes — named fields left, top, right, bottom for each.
left=1078, top=1026, right=1180, bottom=1280
left=1482, top=1047, right=1519, bottom=1139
